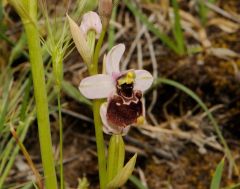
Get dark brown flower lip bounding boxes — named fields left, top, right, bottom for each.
left=106, top=91, right=143, bottom=128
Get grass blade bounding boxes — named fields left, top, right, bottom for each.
left=171, top=0, right=185, bottom=55
left=198, top=0, right=216, bottom=25
left=0, top=79, right=12, bottom=132
left=8, top=32, right=28, bottom=65
left=129, top=175, right=148, bottom=189
left=210, top=158, right=225, bottom=189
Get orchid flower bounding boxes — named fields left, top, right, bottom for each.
left=79, top=44, right=153, bottom=135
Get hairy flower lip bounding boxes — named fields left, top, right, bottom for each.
left=78, top=44, right=153, bottom=135
left=104, top=90, right=143, bottom=134
left=100, top=102, right=131, bottom=135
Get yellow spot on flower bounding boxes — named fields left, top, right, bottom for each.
left=136, top=116, right=144, bottom=125
left=118, top=71, right=136, bottom=85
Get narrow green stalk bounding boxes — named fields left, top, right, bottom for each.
left=24, top=24, right=58, bottom=189
left=57, top=90, right=64, bottom=189
left=89, top=28, right=108, bottom=189
left=92, top=100, right=107, bottom=189
left=9, top=0, right=58, bottom=188
left=91, top=27, right=107, bottom=75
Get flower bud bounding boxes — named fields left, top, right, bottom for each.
left=80, top=11, right=102, bottom=39
left=67, top=15, right=92, bottom=64
left=98, top=0, right=113, bottom=27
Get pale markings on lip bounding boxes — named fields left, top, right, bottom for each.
left=106, top=90, right=143, bottom=128
left=122, top=97, right=139, bottom=105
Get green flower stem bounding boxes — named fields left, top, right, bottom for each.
left=93, top=100, right=107, bottom=189
left=90, top=27, right=107, bottom=75
left=11, top=0, right=58, bottom=188
left=89, top=27, right=108, bottom=189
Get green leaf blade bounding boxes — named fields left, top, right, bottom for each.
left=107, top=153, right=137, bottom=189
left=210, top=158, right=225, bottom=189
